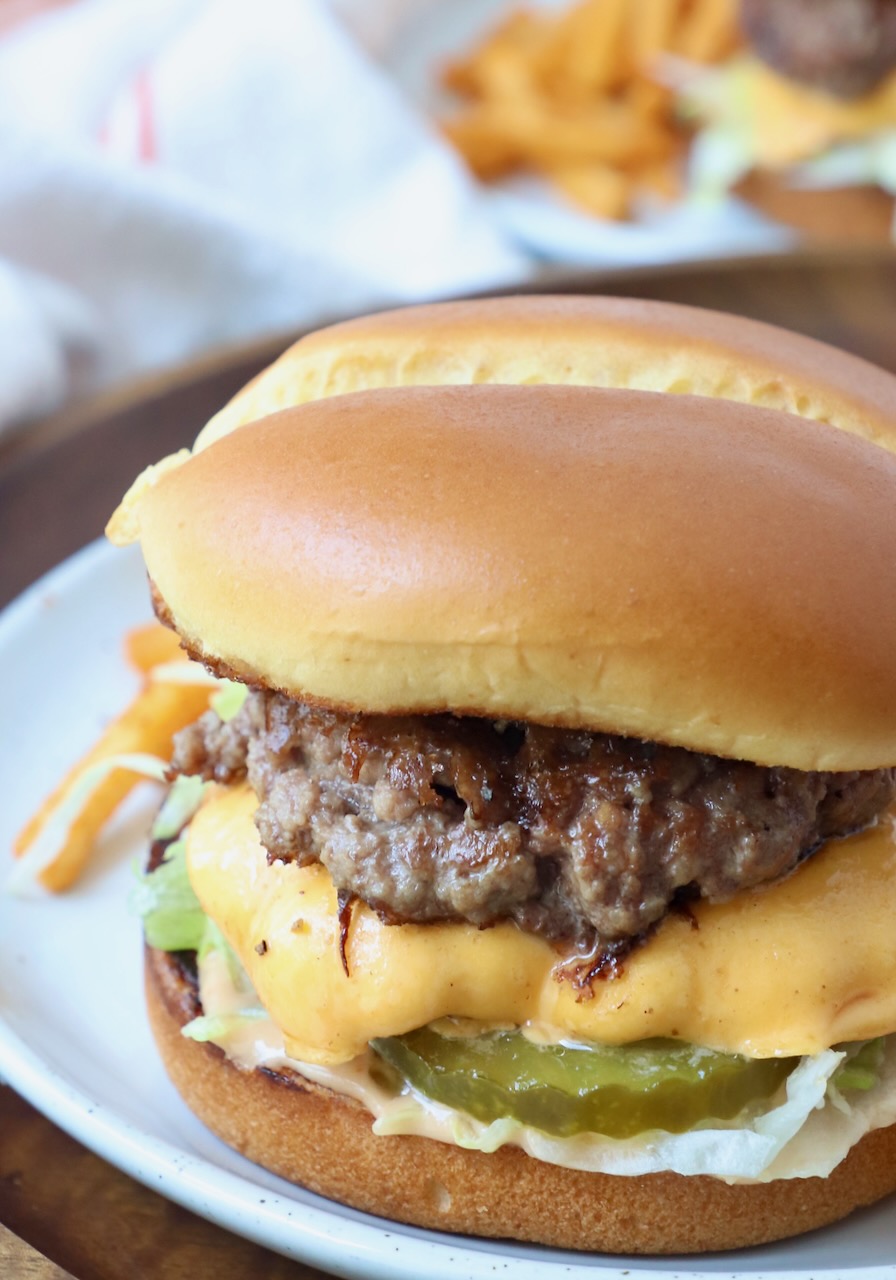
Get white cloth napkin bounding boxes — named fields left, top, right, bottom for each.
left=0, top=0, right=527, bottom=435
left=0, top=0, right=800, bottom=438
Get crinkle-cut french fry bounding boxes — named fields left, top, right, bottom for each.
left=624, top=74, right=673, bottom=123
left=439, top=0, right=742, bottom=222
left=442, top=109, right=523, bottom=180
left=674, top=0, right=740, bottom=63
left=630, top=0, right=683, bottom=71
left=13, top=679, right=213, bottom=891
left=125, top=622, right=184, bottom=673
left=521, top=98, right=676, bottom=167
left=451, top=93, right=675, bottom=171
left=455, top=39, right=540, bottom=101
left=544, top=0, right=632, bottom=98
left=441, top=11, right=552, bottom=99
left=546, top=161, right=632, bottom=218
left=637, top=151, right=686, bottom=201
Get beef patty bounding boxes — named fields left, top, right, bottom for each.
left=741, top=0, right=896, bottom=98
left=172, top=691, right=895, bottom=951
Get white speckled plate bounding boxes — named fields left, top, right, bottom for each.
left=1, top=540, right=895, bottom=1280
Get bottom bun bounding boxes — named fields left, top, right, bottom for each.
left=734, top=171, right=895, bottom=242
left=146, top=944, right=896, bottom=1254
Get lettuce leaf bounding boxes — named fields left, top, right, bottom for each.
left=130, top=838, right=207, bottom=951
left=182, top=1009, right=267, bottom=1043
left=151, top=774, right=207, bottom=842
left=210, top=680, right=248, bottom=722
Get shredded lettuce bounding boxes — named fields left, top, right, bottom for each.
left=182, top=1009, right=268, bottom=1043
left=132, top=811, right=255, bottom=1041
left=793, top=135, right=896, bottom=215
left=129, top=776, right=212, bottom=949
left=211, top=680, right=248, bottom=723
left=830, top=1038, right=885, bottom=1095
left=131, top=838, right=207, bottom=951
left=687, top=125, right=754, bottom=199
left=186, top=915, right=260, bottom=1043
left=876, top=133, right=896, bottom=194
left=196, top=913, right=252, bottom=986
left=151, top=775, right=207, bottom=841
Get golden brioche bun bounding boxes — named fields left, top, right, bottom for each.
left=135, top=383, right=896, bottom=771
left=735, top=173, right=896, bottom=243
left=196, top=295, right=896, bottom=452
left=106, top=296, right=896, bottom=545
left=145, top=944, right=896, bottom=1254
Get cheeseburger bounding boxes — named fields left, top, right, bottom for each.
left=109, top=298, right=896, bottom=1254
left=675, top=0, right=896, bottom=240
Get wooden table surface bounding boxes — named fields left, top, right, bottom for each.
left=2, top=248, right=896, bottom=1279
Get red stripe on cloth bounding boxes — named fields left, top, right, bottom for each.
left=135, top=70, right=157, bottom=163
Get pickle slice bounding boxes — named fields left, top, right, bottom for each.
left=371, top=1026, right=796, bottom=1138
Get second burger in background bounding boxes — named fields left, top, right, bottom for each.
left=438, top=0, right=896, bottom=239
left=674, top=0, right=896, bottom=238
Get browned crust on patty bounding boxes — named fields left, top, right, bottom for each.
left=145, top=943, right=896, bottom=1254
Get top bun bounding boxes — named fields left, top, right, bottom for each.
left=107, top=297, right=896, bottom=546
left=196, top=295, right=896, bottom=453
left=134, top=383, right=896, bottom=772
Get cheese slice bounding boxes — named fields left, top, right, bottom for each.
left=186, top=784, right=896, bottom=1066
left=751, top=65, right=896, bottom=166
left=721, top=58, right=896, bottom=168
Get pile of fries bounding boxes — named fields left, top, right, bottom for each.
left=13, top=624, right=213, bottom=892
left=441, top=0, right=741, bottom=219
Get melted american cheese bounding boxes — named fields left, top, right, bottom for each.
left=743, top=60, right=896, bottom=167
left=186, top=784, right=896, bottom=1066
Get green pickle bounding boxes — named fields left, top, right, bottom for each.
left=371, top=1026, right=797, bottom=1139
